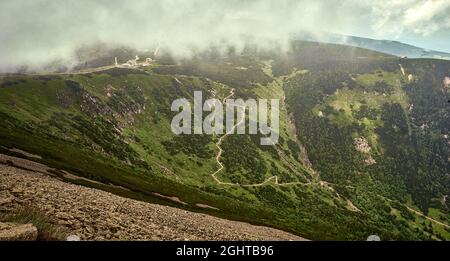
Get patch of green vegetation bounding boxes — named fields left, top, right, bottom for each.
left=355, top=71, right=400, bottom=87
left=0, top=206, right=69, bottom=241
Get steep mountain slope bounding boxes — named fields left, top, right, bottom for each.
left=275, top=41, right=450, bottom=239
left=0, top=159, right=304, bottom=241
left=0, top=41, right=449, bottom=240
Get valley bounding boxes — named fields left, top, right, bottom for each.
left=1, top=41, right=449, bottom=240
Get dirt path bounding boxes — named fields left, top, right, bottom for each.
left=31, top=59, right=152, bottom=76
left=405, top=206, right=450, bottom=229
left=31, top=65, right=116, bottom=76
left=380, top=196, right=450, bottom=229
left=210, top=89, right=247, bottom=186
left=210, top=88, right=311, bottom=187
left=399, top=63, right=406, bottom=76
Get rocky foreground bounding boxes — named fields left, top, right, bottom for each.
left=0, top=161, right=305, bottom=241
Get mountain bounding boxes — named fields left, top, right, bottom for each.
left=0, top=41, right=449, bottom=240
left=292, top=32, right=450, bottom=60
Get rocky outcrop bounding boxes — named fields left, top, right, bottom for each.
left=0, top=222, right=38, bottom=241
left=354, top=137, right=371, bottom=154
left=354, top=137, right=376, bottom=166
left=444, top=76, right=450, bottom=88
left=61, top=80, right=147, bottom=129
left=0, top=162, right=305, bottom=241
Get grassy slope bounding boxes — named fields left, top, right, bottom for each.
left=0, top=41, right=449, bottom=240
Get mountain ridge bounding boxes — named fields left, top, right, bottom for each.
left=292, top=32, right=450, bottom=60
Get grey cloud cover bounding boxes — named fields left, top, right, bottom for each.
left=0, top=0, right=449, bottom=72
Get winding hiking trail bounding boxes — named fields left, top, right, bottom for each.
left=210, top=88, right=311, bottom=188
left=406, top=206, right=450, bottom=229
left=381, top=196, right=450, bottom=229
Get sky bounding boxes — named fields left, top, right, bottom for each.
left=0, top=0, right=449, bottom=72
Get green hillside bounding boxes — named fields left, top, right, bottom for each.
left=1, top=41, right=449, bottom=240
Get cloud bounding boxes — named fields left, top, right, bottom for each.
left=370, top=0, right=450, bottom=37
left=0, top=0, right=449, bottom=72
left=0, top=0, right=311, bottom=72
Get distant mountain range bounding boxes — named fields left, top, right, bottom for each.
left=292, top=32, right=450, bottom=60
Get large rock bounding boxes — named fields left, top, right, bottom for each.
left=0, top=222, right=38, bottom=241
left=0, top=191, right=15, bottom=205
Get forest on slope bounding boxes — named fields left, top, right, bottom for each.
left=0, top=41, right=449, bottom=240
